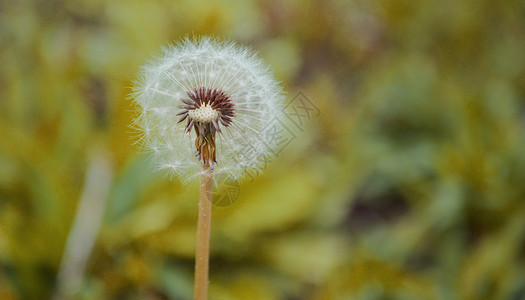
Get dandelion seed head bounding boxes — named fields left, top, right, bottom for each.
left=131, top=36, right=285, bottom=182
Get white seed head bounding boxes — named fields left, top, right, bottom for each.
left=131, top=36, right=285, bottom=182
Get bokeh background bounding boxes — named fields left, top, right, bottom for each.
left=2, top=0, right=525, bottom=299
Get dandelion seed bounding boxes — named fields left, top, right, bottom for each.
left=131, top=36, right=284, bottom=182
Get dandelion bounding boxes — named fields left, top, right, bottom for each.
left=132, top=36, right=285, bottom=182
left=130, top=36, right=285, bottom=300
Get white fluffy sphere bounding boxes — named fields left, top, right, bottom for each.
left=131, top=36, right=285, bottom=182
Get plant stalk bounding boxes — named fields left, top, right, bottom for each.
left=194, top=165, right=213, bottom=300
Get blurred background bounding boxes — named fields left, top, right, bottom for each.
left=1, top=0, right=525, bottom=299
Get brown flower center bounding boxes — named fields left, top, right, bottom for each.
left=177, top=87, right=235, bottom=166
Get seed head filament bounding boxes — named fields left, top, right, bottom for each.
left=177, top=87, right=235, bottom=167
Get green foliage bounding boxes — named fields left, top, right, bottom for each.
left=1, top=0, right=525, bottom=299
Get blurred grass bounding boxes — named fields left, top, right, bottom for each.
left=1, top=0, right=525, bottom=299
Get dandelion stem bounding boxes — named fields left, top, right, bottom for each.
left=195, top=165, right=213, bottom=300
